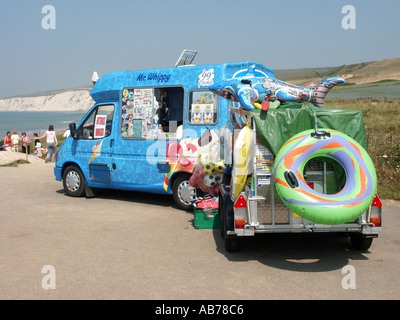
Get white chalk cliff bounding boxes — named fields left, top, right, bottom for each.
left=0, top=88, right=94, bottom=112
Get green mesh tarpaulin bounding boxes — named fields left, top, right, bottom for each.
left=252, top=102, right=368, bottom=156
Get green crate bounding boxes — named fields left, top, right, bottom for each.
left=194, top=208, right=221, bottom=229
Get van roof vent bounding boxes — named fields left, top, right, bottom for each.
left=175, top=49, right=197, bottom=67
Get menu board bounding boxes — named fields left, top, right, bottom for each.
left=121, top=88, right=155, bottom=138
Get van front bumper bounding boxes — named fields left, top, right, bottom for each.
left=54, top=166, right=62, bottom=181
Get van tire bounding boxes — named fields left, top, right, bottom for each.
left=63, top=165, right=86, bottom=197
left=172, top=173, right=197, bottom=211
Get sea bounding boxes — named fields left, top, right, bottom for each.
left=327, top=84, right=400, bottom=99
left=0, top=111, right=87, bottom=140
left=0, top=84, right=399, bottom=140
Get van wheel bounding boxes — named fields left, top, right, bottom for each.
left=63, top=165, right=86, bottom=197
left=172, top=173, right=197, bottom=211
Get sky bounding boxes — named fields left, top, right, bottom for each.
left=0, top=0, right=399, bottom=98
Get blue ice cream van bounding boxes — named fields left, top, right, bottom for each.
left=54, top=56, right=275, bottom=210
left=54, top=51, right=381, bottom=252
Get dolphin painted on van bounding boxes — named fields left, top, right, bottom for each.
left=209, top=65, right=345, bottom=110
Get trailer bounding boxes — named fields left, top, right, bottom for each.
left=217, top=106, right=382, bottom=252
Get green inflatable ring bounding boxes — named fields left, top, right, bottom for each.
left=273, top=129, right=377, bottom=225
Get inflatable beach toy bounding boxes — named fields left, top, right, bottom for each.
left=231, top=124, right=254, bottom=201
left=273, top=128, right=377, bottom=225
left=209, top=65, right=345, bottom=111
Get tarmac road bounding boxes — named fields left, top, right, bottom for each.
left=1, top=160, right=400, bottom=301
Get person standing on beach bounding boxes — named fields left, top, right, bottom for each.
left=38, top=125, right=58, bottom=163
left=21, top=132, right=30, bottom=155
left=33, top=132, right=42, bottom=158
left=11, top=129, right=20, bottom=152
left=3, top=131, right=12, bottom=151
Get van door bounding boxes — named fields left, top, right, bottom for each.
left=71, top=104, right=115, bottom=184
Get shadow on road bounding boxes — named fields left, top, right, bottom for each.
left=213, top=231, right=370, bottom=272
left=55, top=187, right=371, bottom=273
left=56, top=187, right=176, bottom=208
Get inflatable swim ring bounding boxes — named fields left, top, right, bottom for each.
left=273, top=128, right=377, bottom=225
left=231, top=124, right=254, bottom=202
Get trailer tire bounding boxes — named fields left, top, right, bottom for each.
left=219, top=186, right=237, bottom=252
left=172, top=173, right=197, bottom=211
left=225, top=236, right=239, bottom=252
left=220, top=191, right=234, bottom=239
left=219, top=194, right=226, bottom=238
left=63, top=165, right=86, bottom=197
left=350, top=234, right=373, bottom=251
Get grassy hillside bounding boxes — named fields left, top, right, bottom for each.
left=275, top=57, right=400, bottom=86
left=324, top=98, right=400, bottom=200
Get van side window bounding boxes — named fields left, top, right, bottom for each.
left=164, top=87, right=184, bottom=131
left=188, top=90, right=218, bottom=125
left=80, top=104, right=114, bottom=140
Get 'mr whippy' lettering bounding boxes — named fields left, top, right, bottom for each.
left=137, top=73, right=171, bottom=83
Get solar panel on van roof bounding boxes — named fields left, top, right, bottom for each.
left=175, top=49, right=197, bottom=67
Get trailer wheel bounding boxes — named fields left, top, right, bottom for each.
left=172, top=173, right=197, bottom=211
left=350, top=234, right=373, bottom=251
left=219, top=190, right=237, bottom=251
left=219, top=195, right=226, bottom=238
left=220, top=191, right=234, bottom=239
left=225, top=236, right=239, bottom=252
left=63, top=165, right=86, bottom=197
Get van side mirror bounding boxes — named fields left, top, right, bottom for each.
left=69, top=122, right=78, bottom=139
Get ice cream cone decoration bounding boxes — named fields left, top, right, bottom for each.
left=89, top=140, right=102, bottom=163
left=92, top=71, right=99, bottom=86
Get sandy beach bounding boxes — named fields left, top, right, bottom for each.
left=0, top=150, right=48, bottom=166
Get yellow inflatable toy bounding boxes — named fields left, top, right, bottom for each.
left=231, top=123, right=254, bottom=202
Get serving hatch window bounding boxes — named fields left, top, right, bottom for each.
left=188, top=90, right=218, bottom=125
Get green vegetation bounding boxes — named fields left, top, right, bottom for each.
left=0, top=159, right=30, bottom=167
left=325, top=98, right=400, bottom=200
